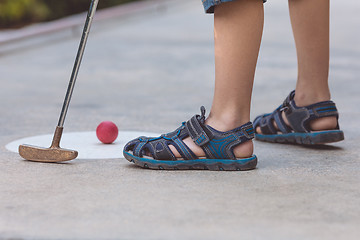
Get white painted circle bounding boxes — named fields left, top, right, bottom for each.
left=5, top=131, right=160, bottom=159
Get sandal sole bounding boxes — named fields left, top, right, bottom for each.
left=255, top=130, right=344, bottom=145
left=123, top=151, right=257, bottom=171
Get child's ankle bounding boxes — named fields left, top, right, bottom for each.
left=205, top=113, right=250, bottom=132
left=294, top=89, right=331, bottom=107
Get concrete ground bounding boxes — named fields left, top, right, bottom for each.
left=1, top=0, right=360, bottom=239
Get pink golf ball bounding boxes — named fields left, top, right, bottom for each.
left=96, top=121, right=118, bottom=144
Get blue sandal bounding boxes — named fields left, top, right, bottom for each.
left=123, top=107, right=257, bottom=171
left=253, top=91, right=344, bottom=145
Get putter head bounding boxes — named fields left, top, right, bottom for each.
left=19, top=144, right=78, bottom=163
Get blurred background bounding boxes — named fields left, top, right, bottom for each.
left=0, top=1, right=359, bottom=239
left=0, top=0, right=140, bottom=29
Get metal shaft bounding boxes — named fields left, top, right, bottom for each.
left=57, top=0, right=99, bottom=127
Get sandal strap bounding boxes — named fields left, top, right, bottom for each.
left=273, top=109, right=291, bottom=134
left=125, top=107, right=255, bottom=161
left=186, top=107, right=254, bottom=159
left=124, top=123, right=197, bottom=160
left=147, top=140, right=176, bottom=160
left=203, top=123, right=254, bottom=159
left=185, top=107, right=213, bottom=147
left=171, top=136, right=197, bottom=160
left=257, top=113, right=278, bottom=135
left=254, top=90, right=340, bottom=134
left=282, top=91, right=339, bottom=133
left=133, top=141, right=146, bottom=157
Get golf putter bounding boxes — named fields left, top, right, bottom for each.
left=19, top=0, right=100, bottom=163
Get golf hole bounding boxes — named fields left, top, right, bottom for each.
left=5, top=131, right=160, bottom=159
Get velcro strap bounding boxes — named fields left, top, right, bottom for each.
left=312, top=102, right=338, bottom=117
left=241, top=124, right=255, bottom=139
left=185, top=115, right=211, bottom=146
left=282, top=90, right=295, bottom=110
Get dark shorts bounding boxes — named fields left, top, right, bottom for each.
left=202, top=0, right=267, bottom=14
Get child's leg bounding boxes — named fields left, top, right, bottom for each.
left=209, top=0, right=264, bottom=130
left=170, top=0, right=264, bottom=158
left=289, top=0, right=337, bottom=130
left=256, top=0, right=338, bottom=135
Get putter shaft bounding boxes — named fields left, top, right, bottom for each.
left=58, top=0, right=99, bottom=128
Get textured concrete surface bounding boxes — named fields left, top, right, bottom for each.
left=0, top=0, right=359, bottom=239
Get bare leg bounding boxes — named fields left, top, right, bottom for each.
left=208, top=0, right=264, bottom=129
left=170, top=0, right=264, bottom=158
left=256, top=0, right=337, bottom=134
left=289, top=0, right=337, bottom=130
left=290, top=0, right=330, bottom=104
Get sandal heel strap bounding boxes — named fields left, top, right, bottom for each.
left=203, top=122, right=255, bottom=160
left=241, top=123, right=255, bottom=139
left=283, top=92, right=339, bottom=133
left=312, top=103, right=338, bottom=117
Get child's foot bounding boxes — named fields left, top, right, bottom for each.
left=123, top=107, right=257, bottom=171
left=255, top=110, right=338, bottom=134
left=168, top=136, right=253, bottom=160
left=254, top=90, right=344, bottom=144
